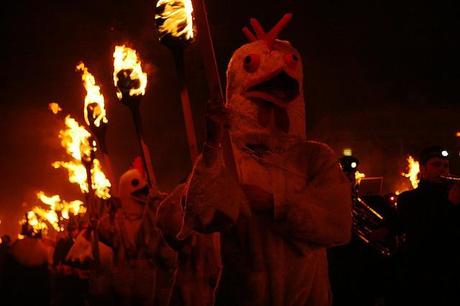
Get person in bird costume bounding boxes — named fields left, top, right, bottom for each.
left=98, top=158, right=175, bottom=306
left=179, top=14, right=352, bottom=306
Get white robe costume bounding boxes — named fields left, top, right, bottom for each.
left=180, top=15, right=352, bottom=306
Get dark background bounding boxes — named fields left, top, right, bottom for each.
left=1, top=0, right=459, bottom=235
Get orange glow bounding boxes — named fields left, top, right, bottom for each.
left=113, top=45, right=148, bottom=99
left=49, top=102, right=62, bottom=114
left=155, top=0, right=194, bottom=41
left=401, top=155, right=420, bottom=189
left=76, top=62, right=108, bottom=127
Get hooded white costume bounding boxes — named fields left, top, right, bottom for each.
left=181, top=14, right=352, bottom=306
left=98, top=164, right=175, bottom=306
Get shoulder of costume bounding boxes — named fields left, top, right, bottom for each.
left=287, top=140, right=336, bottom=158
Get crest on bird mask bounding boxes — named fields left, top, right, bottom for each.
left=118, top=157, right=149, bottom=212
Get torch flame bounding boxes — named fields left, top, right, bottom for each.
left=52, top=161, right=88, bottom=192
left=355, top=171, right=366, bottom=185
left=21, top=211, right=48, bottom=234
left=76, top=62, right=108, bottom=127
left=53, top=115, right=111, bottom=199
left=113, top=45, right=148, bottom=99
left=37, top=192, right=86, bottom=219
left=18, top=192, right=86, bottom=234
left=37, top=192, right=60, bottom=209
left=60, top=116, right=92, bottom=161
left=155, top=0, right=194, bottom=41
left=402, top=155, right=420, bottom=189
left=31, top=207, right=60, bottom=231
left=91, top=159, right=112, bottom=199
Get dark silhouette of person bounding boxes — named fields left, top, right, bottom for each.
left=396, top=145, right=460, bottom=306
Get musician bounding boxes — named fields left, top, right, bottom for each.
left=330, top=156, right=399, bottom=306
left=396, top=145, right=460, bottom=306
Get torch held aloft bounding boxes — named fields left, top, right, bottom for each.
left=172, top=48, right=198, bottom=162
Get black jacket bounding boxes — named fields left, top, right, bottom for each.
left=396, top=179, right=460, bottom=304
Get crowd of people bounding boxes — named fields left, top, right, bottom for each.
left=1, top=145, right=459, bottom=306
left=1, top=14, right=459, bottom=306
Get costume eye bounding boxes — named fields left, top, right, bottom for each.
left=243, top=54, right=260, bottom=72
left=284, top=53, right=299, bottom=68
left=131, top=179, right=140, bottom=187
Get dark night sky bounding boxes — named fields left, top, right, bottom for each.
left=0, top=0, right=459, bottom=235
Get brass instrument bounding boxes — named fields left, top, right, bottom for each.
left=352, top=196, right=399, bottom=257
left=441, top=174, right=460, bottom=182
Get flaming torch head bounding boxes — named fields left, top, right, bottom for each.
left=76, top=62, right=109, bottom=132
left=155, top=0, right=195, bottom=48
left=53, top=115, right=111, bottom=199
left=113, top=45, right=147, bottom=104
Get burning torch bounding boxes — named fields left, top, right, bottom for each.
left=79, top=134, right=103, bottom=264
left=155, top=0, right=198, bottom=163
left=155, top=0, right=236, bottom=173
left=113, top=45, right=157, bottom=188
left=76, top=62, right=117, bottom=194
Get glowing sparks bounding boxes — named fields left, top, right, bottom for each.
left=49, top=102, right=62, bottom=114
left=355, top=171, right=366, bottom=185
left=113, top=45, right=148, bottom=99
left=155, top=0, right=194, bottom=41
left=402, top=155, right=420, bottom=189
left=76, top=62, right=108, bottom=127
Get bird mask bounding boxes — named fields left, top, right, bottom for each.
left=226, top=14, right=305, bottom=154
